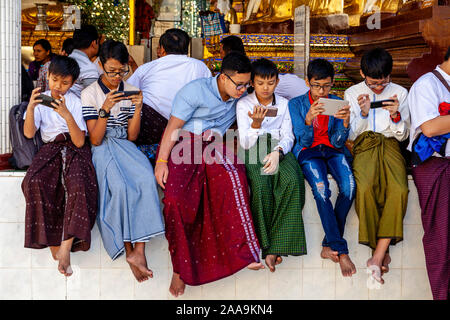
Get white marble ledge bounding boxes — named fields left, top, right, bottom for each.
left=0, top=171, right=26, bottom=177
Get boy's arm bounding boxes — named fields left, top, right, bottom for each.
left=52, top=95, right=85, bottom=148
left=83, top=90, right=125, bottom=145
left=421, top=115, right=450, bottom=137
left=24, top=88, right=42, bottom=139
left=154, top=116, right=186, bottom=189
left=288, top=98, right=314, bottom=148
left=387, top=90, right=410, bottom=141
left=345, top=89, right=369, bottom=141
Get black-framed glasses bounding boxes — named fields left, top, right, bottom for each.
left=310, top=83, right=333, bottom=91
left=224, top=73, right=250, bottom=91
left=104, top=68, right=130, bottom=77
left=365, top=76, right=391, bottom=89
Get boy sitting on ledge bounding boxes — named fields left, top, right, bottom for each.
left=22, top=55, right=98, bottom=277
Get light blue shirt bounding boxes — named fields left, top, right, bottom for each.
left=171, top=75, right=238, bottom=136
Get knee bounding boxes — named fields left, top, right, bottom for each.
left=311, top=181, right=330, bottom=202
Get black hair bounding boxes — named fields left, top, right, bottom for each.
left=159, top=28, right=190, bottom=55
left=72, top=24, right=99, bottom=50
left=33, top=39, right=52, bottom=53
left=48, top=55, right=80, bottom=83
left=61, top=38, right=75, bottom=55
left=307, top=58, right=334, bottom=81
left=251, top=58, right=278, bottom=81
left=445, top=46, right=450, bottom=61
left=98, top=40, right=129, bottom=65
left=360, top=47, right=393, bottom=79
left=220, top=52, right=252, bottom=75
left=220, top=35, right=245, bottom=56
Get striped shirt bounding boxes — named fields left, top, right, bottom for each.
left=81, top=78, right=137, bottom=129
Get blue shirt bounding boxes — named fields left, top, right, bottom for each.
left=171, top=75, right=238, bottom=136
left=288, top=92, right=350, bottom=160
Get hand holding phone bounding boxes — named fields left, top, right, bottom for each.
left=370, top=99, right=395, bottom=109
left=116, top=90, right=141, bottom=99
left=37, top=94, right=58, bottom=109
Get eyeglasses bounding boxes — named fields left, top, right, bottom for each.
left=224, top=73, right=250, bottom=91
left=365, top=76, right=391, bottom=89
left=310, top=83, right=333, bottom=91
left=104, top=68, right=130, bottom=77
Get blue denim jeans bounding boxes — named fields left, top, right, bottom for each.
left=298, top=145, right=355, bottom=255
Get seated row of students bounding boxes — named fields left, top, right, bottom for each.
left=22, top=40, right=449, bottom=300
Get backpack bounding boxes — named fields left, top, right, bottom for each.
left=8, top=101, right=43, bottom=169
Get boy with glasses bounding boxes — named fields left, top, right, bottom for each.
left=289, top=58, right=356, bottom=278
left=344, top=47, right=410, bottom=284
left=155, top=52, right=262, bottom=297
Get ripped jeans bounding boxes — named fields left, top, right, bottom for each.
left=298, top=145, right=355, bottom=255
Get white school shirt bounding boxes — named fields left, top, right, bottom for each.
left=407, top=65, right=450, bottom=157
left=69, top=49, right=101, bottom=98
left=345, top=81, right=410, bottom=141
left=127, top=54, right=212, bottom=119
left=81, top=79, right=137, bottom=130
left=236, top=92, right=294, bottom=154
left=274, top=73, right=309, bottom=101
left=24, top=90, right=87, bottom=143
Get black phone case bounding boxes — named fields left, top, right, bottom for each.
left=37, top=94, right=57, bottom=108
left=370, top=99, right=394, bottom=109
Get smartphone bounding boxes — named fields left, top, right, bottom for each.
left=370, top=99, right=394, bottom=108
left=37, top=94, right=57, bottom=109
left=264, top=107, right=278, bottom=117
left=317, top=98, right=349, bottom=116
left=116, top=90, right=140, bottom=99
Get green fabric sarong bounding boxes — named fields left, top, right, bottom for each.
left=240, top=134, right=307, bottom=258
left=352, top=131, right=409, bottom=250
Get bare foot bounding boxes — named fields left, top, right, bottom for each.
left=338, top=254, right=356, bottom=277
left=381, top=253, right=391, bottom=275
left=321, top=247, right=339, bottom=263
left=247, top=261, right=265, bottom=270
left=367, top=257, right=384, bottom=284
left=126, top=250, right=153, bottom=282
left=169, top=273, right=186, bottom=297
left=275, top=256, right=283, bottom=265
left=55, top=248, right=73, bottom=277
left=49, top=246, right=59, bottom=261
left=265, top=255, right=277, bottom=272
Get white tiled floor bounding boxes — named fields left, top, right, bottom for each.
left=0, top=176, right=433, bottom=300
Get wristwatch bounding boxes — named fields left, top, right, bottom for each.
left=98, top=108, right=110, bottom=119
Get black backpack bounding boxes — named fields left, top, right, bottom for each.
left=9, top=101, right=43, bottom=169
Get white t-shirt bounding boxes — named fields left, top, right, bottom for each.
left=407, top=65, right=450, bottom=157
left=274, top=73, right=309, bottom=101
left=236, top=92, right=294, bottom=154
left=345, top=81, right=410, bottom=141
left=81, top=79, right=138, bottom=130
left=24, top=90, right=87, bottom=143
left=127, top=54, right=212, bottom=119
left=69, top=49, right=101, bottom=98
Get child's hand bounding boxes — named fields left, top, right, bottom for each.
left=305, top=100, right=325, bottom=125
left=248, top=105, right=268, bottom=129
left=357, top=94, right=370, bottom=117
left=52, top=95, right=71, bottom=119
left=28, top=88, right=42, bottom=109
left=102, top=90, right=124, bottom=112
left=262, top=151, right=280, bottom=175
left=130, top=91, right=143, bottom=110
left=382, top=94, right=399, bottom=117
